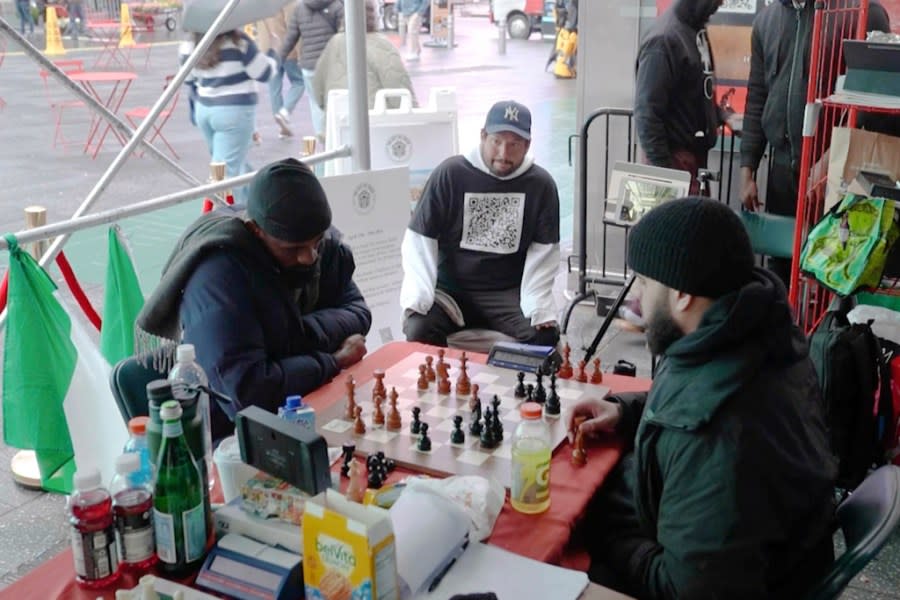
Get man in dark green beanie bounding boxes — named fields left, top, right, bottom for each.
left=137, top=158, right=371, bottom=440
left=568, top=197, right=835, bottom=598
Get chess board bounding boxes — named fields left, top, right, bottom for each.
left=318, top=352, right=609, bottom=487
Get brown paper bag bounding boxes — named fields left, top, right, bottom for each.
left=826, top=127, right=900, bottom=211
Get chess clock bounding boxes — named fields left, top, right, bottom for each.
left=487, top=341, right=561, bottom=374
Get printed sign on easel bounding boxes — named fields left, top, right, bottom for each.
left=321, top=167, right=410, bottom=350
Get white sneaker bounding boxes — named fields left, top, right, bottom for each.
left=274, top=109, right=293, bottom=138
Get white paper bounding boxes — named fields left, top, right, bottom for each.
left=390, top=487, right=470, bottom=596
left=414, top=542, right=589, bottom=600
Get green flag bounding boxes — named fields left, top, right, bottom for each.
left=2, top=234, right=128, bottom=493
left=100, top=226, right=145, bottom=365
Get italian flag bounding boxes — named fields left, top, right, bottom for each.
left=2, top=233, right=128, bottom=493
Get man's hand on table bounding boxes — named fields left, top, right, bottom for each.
left=334, top=334, right=367, bottom=369
left=566, top=398, right=623, bottom=443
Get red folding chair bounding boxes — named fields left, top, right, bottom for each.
left=38, top=59, right=89, bottom=151
left=125, top=75, right=180, bottom=159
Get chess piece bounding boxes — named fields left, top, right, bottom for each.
left=344, top=375, right=357, bottom=419
left=372, top=368, right=387, bottom=400
left=480, top=409, right=498, bottom=449
left=591, top=358, right=603, bottom=384
left=425, top=355, right=437, bottom=381
left=534, top=369, right=546, bottom=403
left=545, top=373, right=561, bottom=416
left=340, top=443, right=356, bottom=478
left=436, top=348, right=448, bottom=379
left=490, top=399, right=504, bottom=442
left=468, top=383, right=481, bottom=411
left=558, top=344, right=574, bottom=379
left=367, top=466, right=385, bottom=490
left=386, top=388, right=402, bottom=431
left=354, top=406, right=366, bottom=434
left=438, top=375, right=451, bottom=395
left=455, top=361, right=471, bottom=396
left=572, top=427, right=587, bottom=466
left=469, top=401, right=483, bottom=436
left=410, top=406, right=422, bottom=434
left=418, top=422, right=432, bottom=452
left=346, top=459, right=366, bottom=502
left=575, top=359, right=588, bottom=383
left=514, top=372, right=527, bottom=398
left=451, top=415, right=465, bottom=444
left=417, top=364, right=429, bottom=391
left=372, top=395, right=385, bottom=427
left=526, top=383, right=535, bottom=402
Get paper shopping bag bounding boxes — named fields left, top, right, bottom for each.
left=826, top=127, right=900, bottom=211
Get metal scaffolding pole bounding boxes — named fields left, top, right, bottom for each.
left=0, top=146, right=352, bottom=251
left=345, top=0, right=371, bottom=171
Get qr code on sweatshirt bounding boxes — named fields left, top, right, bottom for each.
left=460, top=192, right=525, bottom=254
left=720, top=0, right=756, bottom=13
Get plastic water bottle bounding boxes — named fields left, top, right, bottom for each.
left=67, top=467, right=120, bottom=588
left=109, top=453, right=156, bottom=574
left=153, top=400, right=208, bottom=576
left=510, top=402, right=552, bottom=514
left=168, top=343, right=213, bottom=490
left=123, top=416, right=153, bottom=488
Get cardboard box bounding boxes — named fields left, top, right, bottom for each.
left=844, top=40, right=900, bottom=97
left=303, top=490, right=399, bottom=600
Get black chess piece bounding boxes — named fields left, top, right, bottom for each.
left=469, top=403, right=483, bottom=436
left=418, top=422, right=432, bottom=452
left=340, top=443, right=355, bottom=478
left=514, top=372, right=527, bottom=398
left=451, top=415, right=465, bottom=444
left=480, top=409, right=498, bottom=449
left=534, top=370, right=546, bottom=404
left=410, top=406, right=422, bottom=434
left=384, top=458, right=396, bottom=472
left=545, top=373, right=561, bottom=416
left=526, top=384, right=535, bottom=402
left=491, top=395, right=501, bottom=415
left=367, top=468, right=384, bottom=489
left=491, top=408, right=504, bottom=442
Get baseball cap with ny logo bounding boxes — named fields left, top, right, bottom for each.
left=484, top=100, right=532, bottom=141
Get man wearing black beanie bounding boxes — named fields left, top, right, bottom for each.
left=568, top=197, right=835, bottom=598
left=137, top=158, right=371, bottom=440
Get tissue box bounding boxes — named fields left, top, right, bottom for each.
left=303, top=490, right=399, bottom=600
left=241, top=472, right=310, bottom=525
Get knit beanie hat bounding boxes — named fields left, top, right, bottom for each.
left=626, top=197, right=755, bottom=298
left=247, top=158, right=332, bottom=242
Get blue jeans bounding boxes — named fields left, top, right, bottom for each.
left=194, top=103, right=256, bottom=203
left=301, top=68, right=325, bottom=138
left=269, top=60, right=305, bottom=116
left=16, top=0, right=34, bottom=34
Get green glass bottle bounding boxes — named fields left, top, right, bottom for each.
left=152, top=400, right=207, bottom=576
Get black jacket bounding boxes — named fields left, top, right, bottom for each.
left=281, top=0, right=345, bottom=71
left=634, top=0, right=721, bottom=167
left=177, top=216, right=371, bottom=440
left=741, top=0, right=889, bottom=171
left=599, top=269, right=836, bottom=599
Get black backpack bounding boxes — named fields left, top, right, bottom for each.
left=808, top=297, right=883, bottom=490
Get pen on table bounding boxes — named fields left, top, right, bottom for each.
left=428, top=538, right=469, bottom=593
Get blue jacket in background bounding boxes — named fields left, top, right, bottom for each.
left=398, top=0, right=428, bottom=17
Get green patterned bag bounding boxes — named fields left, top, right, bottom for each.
left=800, top=194, right=900, bottom=296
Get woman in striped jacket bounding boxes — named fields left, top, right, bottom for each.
left=180, top=31, right=276, bottom=202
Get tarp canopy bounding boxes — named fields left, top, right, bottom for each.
left=181, top=0, right=293, bottom=33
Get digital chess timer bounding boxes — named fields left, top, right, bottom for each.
left=487, top=341, right=561, bottom=374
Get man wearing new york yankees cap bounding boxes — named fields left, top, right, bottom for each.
left=400, top=100, right=560, bottom=347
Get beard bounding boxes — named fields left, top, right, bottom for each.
left=280, top=262, right=318, bottom=290
left=645, top=296, right=684, bottom=356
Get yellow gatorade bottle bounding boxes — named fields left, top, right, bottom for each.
left=511, top=402, right=551, bottom=514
